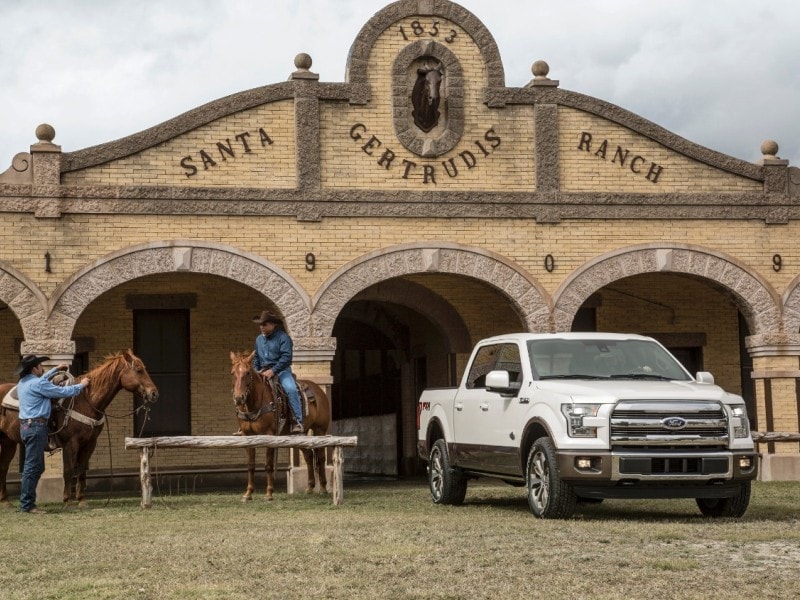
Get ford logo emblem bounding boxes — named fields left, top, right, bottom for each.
left=662, top=416, right=688, bottom=430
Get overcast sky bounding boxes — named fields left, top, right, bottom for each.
left=1, top=0, right=799, bottom=170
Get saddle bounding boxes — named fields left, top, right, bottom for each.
left=263, top=373, right=316, bottom=429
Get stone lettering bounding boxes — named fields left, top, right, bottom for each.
left=578, top=131, right=665, bottom=185
left=178, top=127, right=275, bottom=178
left=348, top=122, right=502, bottom=184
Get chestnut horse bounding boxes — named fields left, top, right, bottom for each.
left=0, top=350, right=159, bottom=508
left=230, top=350, right=331, bottom=501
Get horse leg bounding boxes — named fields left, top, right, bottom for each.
left=311, top=447, right=328, bottom=494
left=242, top=447, right=255, bottom=502
left=74, top=440, right=97, bottom=508
left=0, top=438, right=18, bottom=507
left=264, top=447, right=274, bottom=501
left=300, top=447, right=316, bottom=494
left=61, top=441, right=79, bottom=507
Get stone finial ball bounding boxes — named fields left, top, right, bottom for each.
left=760, top=140, right=779, bottom=157
left=532, top=60, right=550, bottom=78
left=294, top=53, right=313, bottom=70
left=35, top=123, right=56, bottom=143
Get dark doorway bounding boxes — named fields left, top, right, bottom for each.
left=133, top=309, right=191, bottom=435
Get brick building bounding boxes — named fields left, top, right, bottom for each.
left=2, top=0, right=799, bottom=486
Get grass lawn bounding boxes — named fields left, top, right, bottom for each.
left=1, top=480, right=799, bottom=599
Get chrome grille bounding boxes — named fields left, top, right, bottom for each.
left=610, top=401, right=728, bottom=446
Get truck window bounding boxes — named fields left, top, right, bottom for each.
left=466, top=343, right=522, bottom=388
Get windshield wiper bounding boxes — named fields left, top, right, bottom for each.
left=609, top=373, right=673, bottom=381
left=539, top=374, right=610, bottom=380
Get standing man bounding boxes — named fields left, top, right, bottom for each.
left=14, top=355, right=89, bottom=514
left=252, top=311, right=303, bottom=434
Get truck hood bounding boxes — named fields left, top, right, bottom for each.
left=535, top=379, right=739, bottom=403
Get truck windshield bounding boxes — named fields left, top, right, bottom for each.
left=528, top=338, right=692, bottom=381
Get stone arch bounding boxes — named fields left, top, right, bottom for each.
left=345, top=0, right=505, bottom=88
left=552, top=243, right=781, bottom=335
left=0, top=261, right=48, bottom=340
left=354, top=278, right=471, bottom=353
left=311, top=242, right=551, bottom=338
left=48, top=240, right=311, bottom=341
left=780, top=275, right=800, bottom=334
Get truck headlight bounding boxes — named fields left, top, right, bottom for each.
left=561, top=404, right=601, bottom=438
left=731, top=406, right=751, bottom=439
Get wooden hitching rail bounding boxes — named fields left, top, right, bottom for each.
left=125, top=435, right=358, bottom=508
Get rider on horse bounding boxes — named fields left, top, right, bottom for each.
left=251, top=311, right=304, bottom=434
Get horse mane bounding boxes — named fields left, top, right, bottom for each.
left=83, top=351, right=133, bottom=396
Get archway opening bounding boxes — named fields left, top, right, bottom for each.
left=572, top=272, right=754, bottom=419
left=330, top=273, right=525, bottom=478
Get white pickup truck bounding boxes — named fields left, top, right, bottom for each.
left=417, top=333, right=757, bottom=519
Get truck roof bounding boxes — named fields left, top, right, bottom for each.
left=479, top=332, right=655, bottom=343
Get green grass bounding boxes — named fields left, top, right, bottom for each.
left=1, top=480, right=799, bottom=599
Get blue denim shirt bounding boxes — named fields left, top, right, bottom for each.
left=253, top=329, right=293, bottom=375
left=17, top=367, right=86, bottom=420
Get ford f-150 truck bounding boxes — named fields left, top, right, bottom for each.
left=417, top=333, right=757, bottom=519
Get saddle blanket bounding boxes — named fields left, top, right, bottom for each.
left=1, top=386, right=19, bottom=410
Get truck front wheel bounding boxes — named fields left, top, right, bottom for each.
left=526, top=437, right=577, bottom=519
left=428, top=439, right=467, bottom=505
left=696, top=481, right=751, bottom=518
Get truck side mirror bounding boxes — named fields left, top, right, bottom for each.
left=486, top=370, right=519, bottom=397
left=695, top=371, right=715, bottom=384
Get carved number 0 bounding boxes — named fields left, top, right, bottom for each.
left=544, top=254, right=555, bottom=273
left=305, top=253, right=316, bottom=272
left=773, top=254, right=782, bottom=272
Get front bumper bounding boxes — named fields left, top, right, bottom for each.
left=557, top=449, right=758, bottom=490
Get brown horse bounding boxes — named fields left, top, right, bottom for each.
left=230, top=350, right=331, bottom=502
left=0, top=350, right=159, bottom=508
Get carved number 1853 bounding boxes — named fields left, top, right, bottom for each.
left=399, top=20, right=457, bottom=43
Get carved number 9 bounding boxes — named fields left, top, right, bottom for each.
left=305, top=253, right=316, bottom=272
left=773, top=254, right=782, bottom=272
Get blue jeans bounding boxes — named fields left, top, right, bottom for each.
left=277, top=370, right=302, bottom=424
left=19, top=419, right=47, bottom=512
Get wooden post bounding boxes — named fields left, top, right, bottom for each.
left=140, top=447, right=152, bottom=509
left=332, top=445, right=344, bottom=505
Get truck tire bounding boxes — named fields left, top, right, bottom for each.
left=695, top=481, right=751, bottom=518
left=526, top=437, right=577, bottom=519
left=428, top=439, right=467, bottom=505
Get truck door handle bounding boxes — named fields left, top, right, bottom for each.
left=480, top=403, right=489, bottom=411
left=455, top=403, right=463, bottom=411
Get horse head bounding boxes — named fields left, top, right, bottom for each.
left=118, top=349, right=159, bottom=404
left=230, top=350, right=257, bottom=410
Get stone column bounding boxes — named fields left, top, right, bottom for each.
left=747, top=334, right=800, bottom=481
left=286, top=337, right=336, bottom=494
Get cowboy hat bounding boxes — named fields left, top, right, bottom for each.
left=252, top=310, right=283, bottom=326
left=13, top=354, right=50, bottom=378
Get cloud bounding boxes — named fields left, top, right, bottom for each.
left=1, top=0, right=798, bottom=167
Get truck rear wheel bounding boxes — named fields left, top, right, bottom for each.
left=526, top=437, right=577, bottom=519
left=696, top=481, right=751, bottom=518
left=428, top=439, right=467, bottom=505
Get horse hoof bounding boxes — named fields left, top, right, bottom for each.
left=319, top=488, right=328, bottom=495
left=305, top=487, right=314, bottom=495
left=241, top=495, right=252, bottom=503
left=77, top=501, right=89, bottom=510
left=264, top=496, right=274, bottom=502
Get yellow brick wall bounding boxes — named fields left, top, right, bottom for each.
left=559, top=108, right=763, bottom=193
left=3, top=214, right=800, bottom=302
left=320, top=16, right=535, bottom=190
left=62, top=101, right=296, bottom=188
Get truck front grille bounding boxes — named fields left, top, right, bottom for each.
left=610, top=401, right=728, bottom=446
